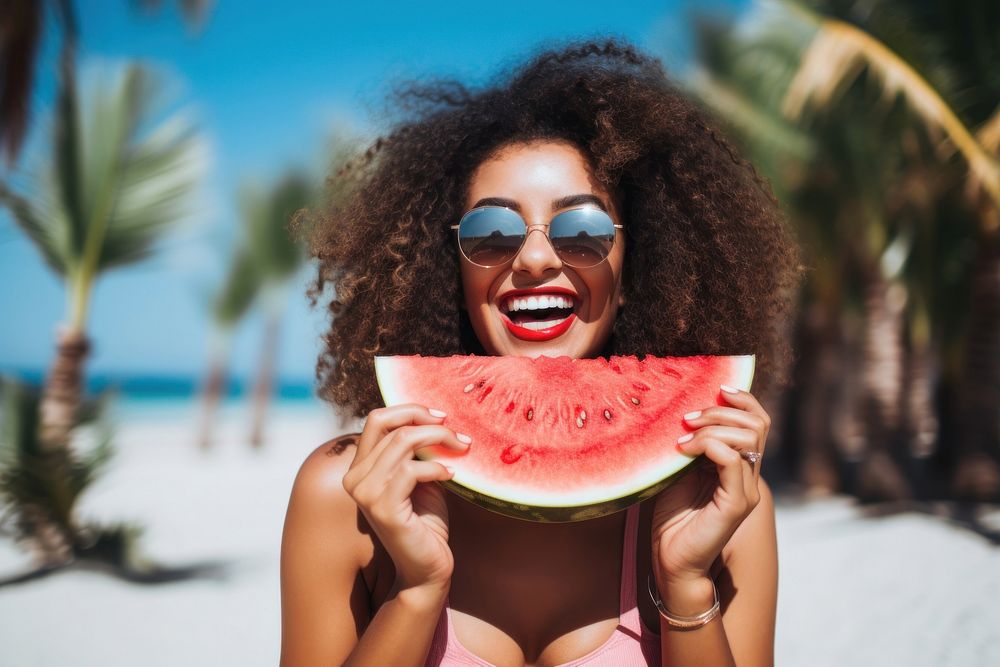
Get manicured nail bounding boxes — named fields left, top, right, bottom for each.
left=456, top=433, right=472, bottom=444
left=684, top=410, right=702, bottom=421
left=429, top=408, right=447, bottom=418
left=677, top=433, right=694, bottom=444
left=720, top=385, right=739, bottom=394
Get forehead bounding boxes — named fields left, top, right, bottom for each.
left=467, top=141, right=606, bottom=204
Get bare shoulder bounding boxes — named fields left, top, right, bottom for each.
left=281, top=435, right=378, bottom=665
left=283, top=434, right=372, bottom=565
left=290, top=435, right=360, bottom=512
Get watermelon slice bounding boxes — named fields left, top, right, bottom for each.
left=374, top=355, right=754, bottom=522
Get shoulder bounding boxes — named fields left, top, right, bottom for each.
left=282, top=435, right=375, bottom=572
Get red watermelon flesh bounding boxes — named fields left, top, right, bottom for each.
left=374, top=355, right=754, bottom=521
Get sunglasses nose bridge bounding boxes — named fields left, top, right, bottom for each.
left=512, top=222, right=563, bottom=275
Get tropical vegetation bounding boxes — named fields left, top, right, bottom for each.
left=690, top=0, right=1000, bottom=500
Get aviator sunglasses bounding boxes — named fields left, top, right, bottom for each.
left=451, top=205, right=623, bottom=268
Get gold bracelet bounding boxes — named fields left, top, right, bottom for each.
left=646, top=573, right=721, bottom=630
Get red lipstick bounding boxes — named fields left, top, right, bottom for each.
left=503, top=312, right=577, bottom=341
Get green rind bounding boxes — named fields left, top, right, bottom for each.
left=374, top=354, right=756, bottom=522
left=440, top=460, right=699, bottom=522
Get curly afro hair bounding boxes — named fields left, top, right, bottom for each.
left=308, top=39, right=800, bottom=418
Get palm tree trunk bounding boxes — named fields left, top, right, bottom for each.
left=38, top=327, right=90, bottom=450
left=952, top=234, right=1000, bottom=499
left=197, top=329, right=231, bottom=450
left=856, top=268, right=912, bottom=500
left=794, top=302, right=842, bottom=494
left=249, top=307, right=282, bottom=449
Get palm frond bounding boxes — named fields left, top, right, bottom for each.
left=240, top=172, right=313, bottom=282
left=978, top=104, right=1000, bottom=155
left=0, top=180, right=69, bottom=274
left=781, top=2, right=1000, bottom=212
left=0, top=0, right=44, bottom=164
left=0, top=377, right=115, bottom=549
left=211, top=249, right=262, bottom=326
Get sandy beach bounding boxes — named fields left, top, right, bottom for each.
left=1, top=401, right=998, bottom=666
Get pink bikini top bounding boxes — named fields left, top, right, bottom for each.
left=424, top=504, right=661, bottom=666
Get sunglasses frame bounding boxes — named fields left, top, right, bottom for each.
left=451, top=205, right=623, bottom=269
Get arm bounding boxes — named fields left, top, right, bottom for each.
left=281, top=405, right=468, bottom=666
left=652, top=387, right=778, bottom=666
left=657, top=479, right=778, bottom=667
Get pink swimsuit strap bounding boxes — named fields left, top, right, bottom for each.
left=425, top=504, right=661, bottom=666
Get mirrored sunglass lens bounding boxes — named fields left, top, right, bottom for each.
left=549, top=208, right=616, bottom=267
left=457, top=208, right=525, bottom=266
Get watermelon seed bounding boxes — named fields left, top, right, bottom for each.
left=576, top=415, right=585, bottom=428
left=504, top=401, right=516, bottom=413
left=630, top=396, right=641, bottom=405
left=603, top=409, right=613, bottom=421
left=525, top=408, right=534, bottom=421
left=463, top=383, right=475, bottom=393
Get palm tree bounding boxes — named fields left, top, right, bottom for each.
left=0, top=62, right=206, bottom=452
left=239, top=172, right=315, bottom=448
left=1, top=0, right=212, bottom=167
left=778, top=0, right=1000, bottom=499
left=691, top=0, right=1000, bottom=499
left=197, top=249, right=261, bottom=449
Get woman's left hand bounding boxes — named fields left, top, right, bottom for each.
left=651, top=386, right=771, bottom=585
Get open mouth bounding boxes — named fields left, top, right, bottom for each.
left=499, top=291, right=578, bottom=341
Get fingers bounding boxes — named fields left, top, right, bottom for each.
left=364, top=425, right=470, bottom=482
left=356, top=404, right=449, bottom=459
left=679, top=437, right=760, bottom=516
left=681, top=387, right=772, bottom=464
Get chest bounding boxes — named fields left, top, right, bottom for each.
left=369, top=502, right=663, bottom=666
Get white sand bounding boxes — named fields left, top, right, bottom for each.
left=1, top=402, right=998, bottom=666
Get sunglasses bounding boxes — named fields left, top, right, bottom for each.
left=451, top=205, right=623, bottom=268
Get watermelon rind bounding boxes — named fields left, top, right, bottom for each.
left=374, top=354, right=755, bottom=522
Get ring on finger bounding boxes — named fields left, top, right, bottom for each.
left=740, top=450, right=762, bottom=465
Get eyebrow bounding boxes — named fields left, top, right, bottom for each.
left=470, top=194, right=609, bottom=212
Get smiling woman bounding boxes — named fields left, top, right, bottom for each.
left=458, top=141, right=626, bottom=358
left=282, top=39, right=799, bottom=667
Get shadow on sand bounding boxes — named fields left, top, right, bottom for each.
left=0, top=557, right=230, bottom=588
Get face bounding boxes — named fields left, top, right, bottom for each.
left=459, top=140, right=625, bottom=359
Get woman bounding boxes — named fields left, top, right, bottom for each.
left=281, top=40, right=799, bottom=666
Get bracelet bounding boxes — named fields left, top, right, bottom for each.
left=646, top=572, right=721, bottom=630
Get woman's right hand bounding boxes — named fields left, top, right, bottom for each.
left=342, top=404, right=470, bottom=596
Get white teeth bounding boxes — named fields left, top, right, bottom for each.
left=519, top=317, right=568, bottom=331
left=504, top=294, right=575, bottom=312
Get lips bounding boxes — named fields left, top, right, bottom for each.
left=497, top=287, right=578, bottom=342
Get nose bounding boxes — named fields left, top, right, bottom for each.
left=511, top=224, right=563, bottom=278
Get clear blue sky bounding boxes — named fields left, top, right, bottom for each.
left=0, top=0, right=746, bottom=382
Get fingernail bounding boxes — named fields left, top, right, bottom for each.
left=684, top=410, right=702, bottom=421
left=429, top=408, right=447, bottom=418
left=720, top=385, right=739, bottom=394
left=456, top=433, right=472, bottom=444
left=677, top=432, right=694, bottom=444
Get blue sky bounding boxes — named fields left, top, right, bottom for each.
left=0, top=0, right=746, bottom=382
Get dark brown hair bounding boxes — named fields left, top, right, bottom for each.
left=309, top=39, right=800, bottom=418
